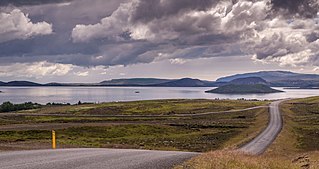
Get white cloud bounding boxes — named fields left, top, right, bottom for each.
left=75, top=71, right=89, bottom=77
left=0, top=9, right=53, bottom=43
left=169, top=58, right=187, bottom=65
left=0, top=62, right=73, bottom=78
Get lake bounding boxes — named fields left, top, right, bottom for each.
left=0, top=87, right=318, bottom=104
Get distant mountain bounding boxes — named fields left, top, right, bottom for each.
left=154, top=78, right=211, bottom=87
left=99, top=78, right=173, bottom=86
left=2, top=71, right=318, bottom=88
left=1, top=81, right=42, bottom=86
left=216, top=71, right=319, bottom=87
left=270, top=80, right=319, bottom=87
left=205, top=84, right=283, bottom=94
left=45, top=82, right=67, bottom=86
left=0, top=78, right=214, bottom=87
left=229, top=77, right=268, bottom=85
left=217, top=71, right=300, bottom=82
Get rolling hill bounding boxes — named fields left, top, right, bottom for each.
left=216, top=71, right=319, bottom=87
left=1, top=81, right=42, bottom=86
left=154, top=78, right=211, bottom=87
left=228, top=77, right=268, bottom=85
left=99, top=78, right=173, bottom=86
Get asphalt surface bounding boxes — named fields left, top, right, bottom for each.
left=239, top=100, right=284, bottom=155
left=0, top=148, right=198, bottom=169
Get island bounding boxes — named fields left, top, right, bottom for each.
left=205, top=77, right=283, bottom=94
left=205, top=84, right=283, bottom=94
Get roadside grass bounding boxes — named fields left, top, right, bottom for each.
left=260, top=96, right=319, bottom=168
left=287, top=97, right=319, bottom=152
left=175, top=151, right=300, bottom=169
left=267, top=96, right=319, bottom=156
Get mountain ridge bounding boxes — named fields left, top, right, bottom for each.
left=217, top=71, right=319, bottom=87
left=228, top=77, right=268, bottom=85
left=99, top=78, right=174, bottom=86
left=1, top=71, right=319, bottom=87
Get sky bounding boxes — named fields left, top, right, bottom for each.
left=0, top=0, right=319, bottom=83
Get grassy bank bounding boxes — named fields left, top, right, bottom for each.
left=0, top=99, right=268, bottom=152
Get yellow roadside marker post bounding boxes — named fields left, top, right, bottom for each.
left=52, top=130, right=56, bottom=149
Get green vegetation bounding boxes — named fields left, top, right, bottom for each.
left=271, top=97, right=319, bottom=153
left=0, top=102, right=41, bottom=113
left=178, top=97, right=319, bottom=169
left=206, top=84, right=283, bottom=94
left=0, top=99, right=268, bottom=152
left=0, top=125, right=237, bottom=151
left=18, top=99, right=266, bottom=116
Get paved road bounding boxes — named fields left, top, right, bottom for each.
left=0, top=148, right=198, bottom=169
left=239, top=100, right=284, bottom=155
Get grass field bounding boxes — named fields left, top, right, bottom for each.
left=0, top=99, right=268, bottom=152
left=17, top=99, right=266, bottom=115
left=177, top=97, right=319, bottom=169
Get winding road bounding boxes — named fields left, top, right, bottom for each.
left=0, top=149, right=198, bottom=169
left=239, top=100, right=284, bottom=155
left=0, top=100, right=284, bottom=168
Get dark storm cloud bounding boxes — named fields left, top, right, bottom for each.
left=0, top=35, right=100, bottom=57
left=131, top=0, right=220, bottom=23
left=271, top=0, right=319, bottom=18
left=0, top=0, right=73, bottom=6
left=306, top=32, right=319, bottom=43
left=1, top=0, right=319, bottom=69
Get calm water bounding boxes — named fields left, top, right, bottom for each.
left=0, top=87, right=318, bottom=104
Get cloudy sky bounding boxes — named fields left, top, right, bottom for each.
left=0, top=0, right=319, bottom=83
